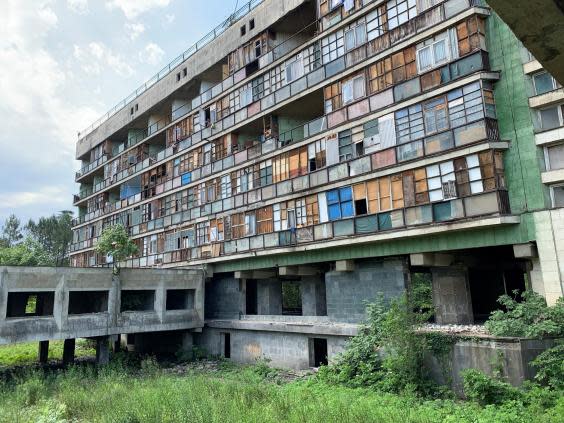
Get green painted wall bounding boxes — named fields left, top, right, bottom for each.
left=485, top=12, right=548, bottom=213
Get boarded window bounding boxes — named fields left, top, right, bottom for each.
left=456, top=16, right=485, bottom=56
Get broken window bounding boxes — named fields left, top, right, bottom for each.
left=166, top=289, right=195, bottom=311
left=426, top=161, right=456, bottom=202
left=121, top=290, right=155, bottom=312
left=6, top=292, right=55, bottom=318
left=68, top=291, right=109, bottom=315
left=308, top=139, right=327, bottom=171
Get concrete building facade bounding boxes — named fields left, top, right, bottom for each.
left=69, top=0, right=563, bottom=369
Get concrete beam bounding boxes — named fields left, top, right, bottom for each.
left=410, top=253, right=454, bottom=267
left=513, top=243, right=538, bottom=259
left=234, top=270, right=276, bottom=279
left=488, top=0, right=564, bottom=85
left=278, top=266, right=320, bottom=277
left=335, top=260, right=355, bottom=272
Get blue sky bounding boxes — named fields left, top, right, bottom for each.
left=0, top=0, right=237, bottom=225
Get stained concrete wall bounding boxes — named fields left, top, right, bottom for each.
left=325, top=258, right=408, bottom=323
left=426, top=335, right=557, bottom=394
left=431, top=267, right=474, bottom=325
left=0, top=267, right=204, bottom=345
left=196, top=327, right=348, bottom=370
left=204, top=274, right=241, bottom=319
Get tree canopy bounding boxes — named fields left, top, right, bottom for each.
left=94, top=224, right=138, bottom=273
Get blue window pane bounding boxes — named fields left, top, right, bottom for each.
left=395, top=108, right=409, bottom=119
left=339, top=186, right=353, bottom=201
left=328, top=204, right=341, bottom=221
left=326, top=189, right=340, bottom=205
left=447, top=88, right=463, bottom=101
left=341, top=201, right=354, bottom=218
left=181, top=172, right=192, bottom=185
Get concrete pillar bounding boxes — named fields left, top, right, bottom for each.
left=95, top=336, right=110, bottom=365
left=111, top=335, right=121, bottom=353
left=301, top=277, right=327, bottom=316
left=38, top=340, right=49, bottom=364
left=257, top=279, right=282, bottom=315
left=431, top=267, right=474, bottom=325
left=62, top=338, right=75, bottom=365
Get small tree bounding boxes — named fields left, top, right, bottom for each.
left=1, top=214, right=23, bottom=247
left=94, top=224, right=138, bottom=274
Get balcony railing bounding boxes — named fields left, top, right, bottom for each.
left=74, top=189, right=511, bottom=267
left=73, top=44, right=492, bottom=212
left=70, top=115, right=502, bottom=250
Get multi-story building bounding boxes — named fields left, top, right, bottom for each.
left=70, top=0, right=564, bottom=368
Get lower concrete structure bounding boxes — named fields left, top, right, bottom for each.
left=426, top=334, right=557, bottom=393
left=0, top=266, right=205, bottom=364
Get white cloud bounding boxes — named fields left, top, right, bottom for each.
left=0, top=187, right=69, bottom=210
left=125, top=22, right=145, bottom=41
left=0, top=1, right=101, bottom=221
left=67, top=0, right=89, bottom=15
left=73, top=41, right=134, bottom=77
left=164, top=14, right=175, bottom=26
left=106, top=0, right=170, bottom=20
left=139, top=42, right=165, bottom=65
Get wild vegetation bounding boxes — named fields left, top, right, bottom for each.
left=0, top=212, right=73, bottom=266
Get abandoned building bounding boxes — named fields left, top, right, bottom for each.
left=66, top=0, right=564, bottom=370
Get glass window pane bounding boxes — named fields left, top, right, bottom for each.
left=433, top=39, right=447, bottom=64
left=547, top=143, right=564, bottom=170
left=534, top=72, right=554, bottom=96
left=553, top=186, right=564, bottom=207
left=540, top=107, right=561, bottom=130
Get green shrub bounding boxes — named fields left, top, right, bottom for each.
left=485, top=291, right=564, bottom=338
left=531, top=342, right=564, bottom=390
left=318, top=291, right=437, bottom=395
left=461, top=369, right=522, bottom=405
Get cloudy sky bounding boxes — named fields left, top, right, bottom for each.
left=0, top=0, right=236, bottom=225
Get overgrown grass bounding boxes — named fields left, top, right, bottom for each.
left=0, top=340, right=95, bottom=367
left=0, top=359, right=562, bottom=423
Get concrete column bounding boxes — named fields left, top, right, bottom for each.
left=62, top=338, right=75, bottom=365
left=111, top=335, right=121, bottom=353
left=431, top=267, right=474, bottom=325
left=95, top=336, right=110, bottom=365
left=301, top=277, right=327, bottom=316
left=38, top=340, right=49, bottom=364
left=0, top=269, right=7, bottom=321
left=108, top=275, right=121, bottom=328
left=257, top=279, right=282, bottom=315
